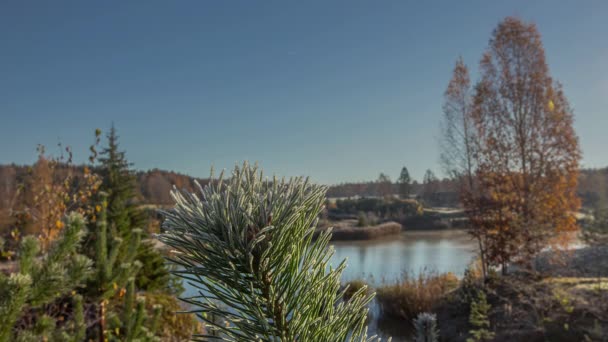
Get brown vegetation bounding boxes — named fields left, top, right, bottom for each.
left=440, top=17, right=582, bottom=277
left=317, top=221, right=402, bottom=241
left=376, top=271, right=459, bottom=321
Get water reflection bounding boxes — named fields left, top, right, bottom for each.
left=330, top=230, right=477, bottom=284
left=181, top=230, right=478, bottom=341
left=329, top=230, right=477, bottom=340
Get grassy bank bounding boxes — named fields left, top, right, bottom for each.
left=376, top=271, right=459, bottom=321
left=358, top=247, right=608, bottom=341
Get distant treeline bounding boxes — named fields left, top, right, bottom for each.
left=0, top=164, right=209, bottom=210
left=326, top=179, right=457, bottom=199
left=1, top=164, right=606, bottom=209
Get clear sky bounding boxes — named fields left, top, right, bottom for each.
left=1, top=1, right=607, bottom=184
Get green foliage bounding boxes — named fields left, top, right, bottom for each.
left=111, top=278, right=161, bottom=342
left=142, top=292, right=202, bottom=341
left=413, top=312, right=439, bottom=342
left=466, top=291, right=494, bottom=342
left=135, top=240, right=171, bottom=292
left=332, top=197, right=421, bottom=220
left=160, top=163, right=379, bottom=341
left=85, top=194, right=166, bottom=341
left=357, top=212, right=369, bottom=227
left=98, top=125, right=171, bottom=292
left=0, top=213, right=92, bottom=341
left=89, top=193, right=142, bottom=301
left=398, top=167, right=411, bottom=199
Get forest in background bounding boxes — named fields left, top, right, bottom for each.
left=2, top=163, right=606, bottom=211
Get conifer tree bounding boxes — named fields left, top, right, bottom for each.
left=398, top=167, right=411, bottom=199
left=0, top=213, right=92, bottom=341
left=87, top=192, right=163, bottom=341
left=160, top=163, right=380, bottom=341
left=98, top=125, right=170, bottom=291
left=466, top=291, right=494, bottom=342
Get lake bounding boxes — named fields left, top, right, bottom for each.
left=181, top=229, right=478, bottom=341
left=331, top=229, right=478, bottom=284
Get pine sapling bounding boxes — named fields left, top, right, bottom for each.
left=160, top=163, right=382, bottom=341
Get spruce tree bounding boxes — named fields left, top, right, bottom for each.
left=466, top=291, right=494, bottom=342
left=398, top=167, right=411, bottom=199
left=98, top=125, right=170, bottom=291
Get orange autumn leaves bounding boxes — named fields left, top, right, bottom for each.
left=11, top=134, right=103, bottom=252
left=449, top=17, right=581, bottom=271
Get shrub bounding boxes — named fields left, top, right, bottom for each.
left=357, top=212, right=368, bottom=227
left=376, top=271, right=459, bottom=320
left=413, top=312, right=439, bottom=342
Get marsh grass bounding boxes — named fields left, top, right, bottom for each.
left=376, top=270, right=459, bottom=320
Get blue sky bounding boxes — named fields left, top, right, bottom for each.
left=1, top=1, right=607, bottom=184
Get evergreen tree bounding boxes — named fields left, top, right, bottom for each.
left=160, top=163, right=379, bottom=341
left=398, top=167, right=411, bottom=199
left=87, top=193, right=159, bottom=341
left=466, top=291, right=494, bottom=342
left=98, top=125, right=170, bottom=291
left=0, top=213, right=92, bottom=341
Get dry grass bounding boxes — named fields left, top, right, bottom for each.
left=326, top=221, right=402, bottom=241
left=376, top=270, right=459, bottom=320
left=543, top=277, right=608, bottom=291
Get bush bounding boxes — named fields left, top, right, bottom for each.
left=376, top=271, right=459, bottom=320
left=357, top=212, right=368, bottom=227
left=413, top=312, right=440, bottom=342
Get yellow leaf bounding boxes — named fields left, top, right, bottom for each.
left=548, top=100, right=555, bottom=112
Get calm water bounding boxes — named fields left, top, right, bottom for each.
left=328, top=230, right=477, bottom=340
left=182, top=230, right=478, bottom=341
left=330, top=229, right=477, bottom=284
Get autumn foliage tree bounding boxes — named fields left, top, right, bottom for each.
left=450, top=17, right=581, bottom=273
left=441, top=57, right=488, bottom=277
left=9, top=143, right=101, bottom=253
